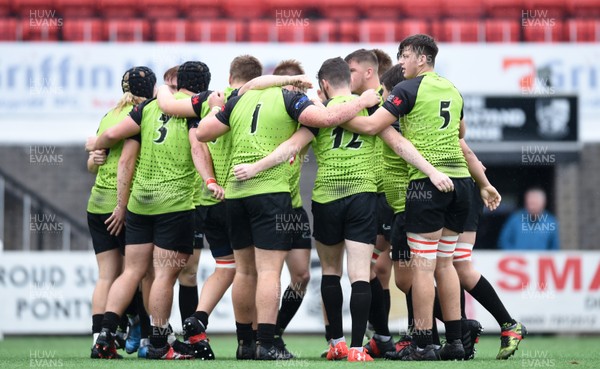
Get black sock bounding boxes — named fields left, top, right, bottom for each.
left=468, top=276, right=516, bottom=327
left=179, top=284, right=198, bottom=326
left=432, top=318, right=440, bottom=345
left=414, top=329, right=433, bottom=348
left=368, top=277, right=390, bottom=336
left=236, top=322, right=253, bottom=344
left=350, top=281, right=371, bottom=348
left=257, top=323, right=276, bottom=347
left=433, top=288, right=444, bottom=321
left=101, top=311, right=121, bottom=333
left=383, top=289, right=391, bottom=317
left=444, top=319, right=462, bottom=342
left=325, top=324, right=332, bottom=342
left=406, top=288, right=414, bottom=335
left=92, top=314, right=103, bottom=334
left=460, top=287, right=467, bottom=319
left=137, top=295, right=150, bottom=339
left=321, top=275, right=343, bottom=339
left=193, top=311, right=209, bottom=329
left=276, top=286, right=305, bottom=334
left=149, top=325, right=168, bottom=348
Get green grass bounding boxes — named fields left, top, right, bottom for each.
left=1, top=335, right=599, bottom=368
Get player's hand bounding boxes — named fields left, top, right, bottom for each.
left=208, top=91, right=225, bottom=110
left=359, top=89, right=380, bottom=108
left=85, top=136, right=97, bottom=152
left=316, top=89, right=327, bottom=104
left=429, top=171, right=454, bottom=193
left=90, top=150, right=107, bottom=165
left=480, top=185, right=501, bottom=211
left=481, top=161, right=487, bottom=172
left=233, top=164, right=258, bottom=181
left=207, top=183, right=225, bottom=201
left=289, top=75, right=313, bottom=90
left=105, top=204, right=126, bottom=236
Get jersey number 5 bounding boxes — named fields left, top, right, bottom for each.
left=439, top=100, right=451, bottom=130
left=331, top=127, right=362, bottom=149
left=154, top=113, right=170, bottom=143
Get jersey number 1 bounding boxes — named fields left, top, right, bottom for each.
left=250, top=103, right=262, bottom=134
left=331, top=127, right=362, bottom=149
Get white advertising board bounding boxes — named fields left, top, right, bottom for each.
left=1, top=251, right=599, bottom=335
left=0, top=43, right=598, bottom=143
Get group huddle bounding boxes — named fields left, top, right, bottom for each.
left=85, top=34, right=526, bottom=362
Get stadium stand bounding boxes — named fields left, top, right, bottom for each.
left=0, top=0, right=595, bottom=42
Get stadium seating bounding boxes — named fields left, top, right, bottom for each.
left=484, top=0, right=525, bottom=18
left=568, top=0, right=600, bottom=18
left=396, top=20, right=431, bottom=41
left=11, top=0, right=56, bottom=17
left=248, top=20, right=274, bottom=42
left=524, top=0, right=567, bottom=18
left=222, top=0, right=268, bottom=19
left=187, top=20, right=245, bottom=42
left=304, top=19, right=337, bottom=42
left=566, top=19, right=600, bottom=42
left=403, top=0, right=443, bottom=19
left=140, top=0, right=181, bottom=19
left=522, top=19, right=566, bottom=42
left=153, top=19, right=187, bottom=42
left=20, top=17, right=60, bottom=41
left=0, top=18, right=18, bottom=40
left=319, top=0, right=360, bottom=19
left=358, top=20, right=397, bottom=43
left=98, top=0, right=139, bottom=18
left=180, top=0, right=222, bottom=19
left=338, top=20, right=359, bottom=42
left=360, top=0, right=405, bottom=19
left=62, top=18, right=103, bottom=41
left=443, top=0, right=485, bottom=18
left=434, top=20, right=485, bottom=42
left=55, top=0, right=97, bottom=17
left=104, top=19, right=150, bottom=42
left=276, top=22, right=311, bottom=43
left=485, top=19, right=521, bottom=42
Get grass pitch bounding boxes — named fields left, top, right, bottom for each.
left=1, top=334, right=599, bottom=368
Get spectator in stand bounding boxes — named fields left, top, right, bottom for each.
left=498, top=187, right=559, bottom=250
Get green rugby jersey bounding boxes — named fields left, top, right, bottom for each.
left=382, top=121, right=409, bottom=214
left=370, top=86, right=385, bottom=193
left=215, top=87, right=313, bottom=199
left=127, top=94, right=198, bottom=215
left=194, top=87, right=236, bottom=206
left=382, top=71, right=469, bottom=181
left=87, top=105, right=133, bottom=214
left=311, top=95, right=377, bottom=204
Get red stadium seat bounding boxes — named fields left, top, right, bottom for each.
left=55, top=0, right=97, bottom=17
left=104, top=19, right=150, bottom=42
left=484, top=0, right=525, bottom=18
left=140, top=0, right=181, bottom=19
left=62, top=18, right=104, bottom=41
left=523, top=0, right=566, bottom=19
left=248, top=20, right=275, bottom=42
left=0, top=18, right=19, bottom=41
left=358, top=20, right=397, bottom=43
left=304, top=19, right=337, bottom=42
left=180, top=0, right=222, bottom=19
left=319, top=0, right=361, bottom=19
left=187, top=20, right=245, bottom=42
left=485, top=19, right=521, bottom=42
left=568, top=0, right=600, bottom=18
left=338, top=20, right=359, bottom=42
left=20, top=17, right=60, bottom=41
left=523, top=19, right=565, bottom=42
left=403, top=0, right=442, bottom=19
left=434, top=20, right=485, bottom=42
left=98, top=0, right=139, bottom=18
left=275, top=20, right=311, bottom=43
left=360, top=0, right=405, bottom=20
left=264, top=0, right=318, bottom=18
left=566, top=19, right=600, bottom=42
left=443, top=0, right=484, bottom=18
left=222, top=0, right=267, bottom=19
left=154, top=19, right=187, bottom=42
left=12, top=0, right=56, bottom=17
left=396, top=20, right=430, bottom=41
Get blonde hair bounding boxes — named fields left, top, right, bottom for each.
left=114, top=92, right=148, bottom=114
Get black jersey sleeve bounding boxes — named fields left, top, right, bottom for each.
left=128, top=134, right=141, bottom=143
left=215, top=95, right=241, bottom=126
left=382, top=77, right=422, bottom=118
left=187, top=117, right=200, bottom=130
left=191, top=90, right=212, bottom=118
left=128, top=98, right=156, bottom=126
left=282, top=89, right=314, bottom=122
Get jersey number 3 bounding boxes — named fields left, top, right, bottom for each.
left=154, top=113, right=170, bottom=143
left=439, top=100, right=451, bottom=130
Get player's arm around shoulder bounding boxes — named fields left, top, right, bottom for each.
left=298, top=89, right=380, bottom=128
left=156, top=85, right=196, bottom=118
left=196, top=91, right=229, bottom=142
left=234, top=127, right=315, bottom=181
